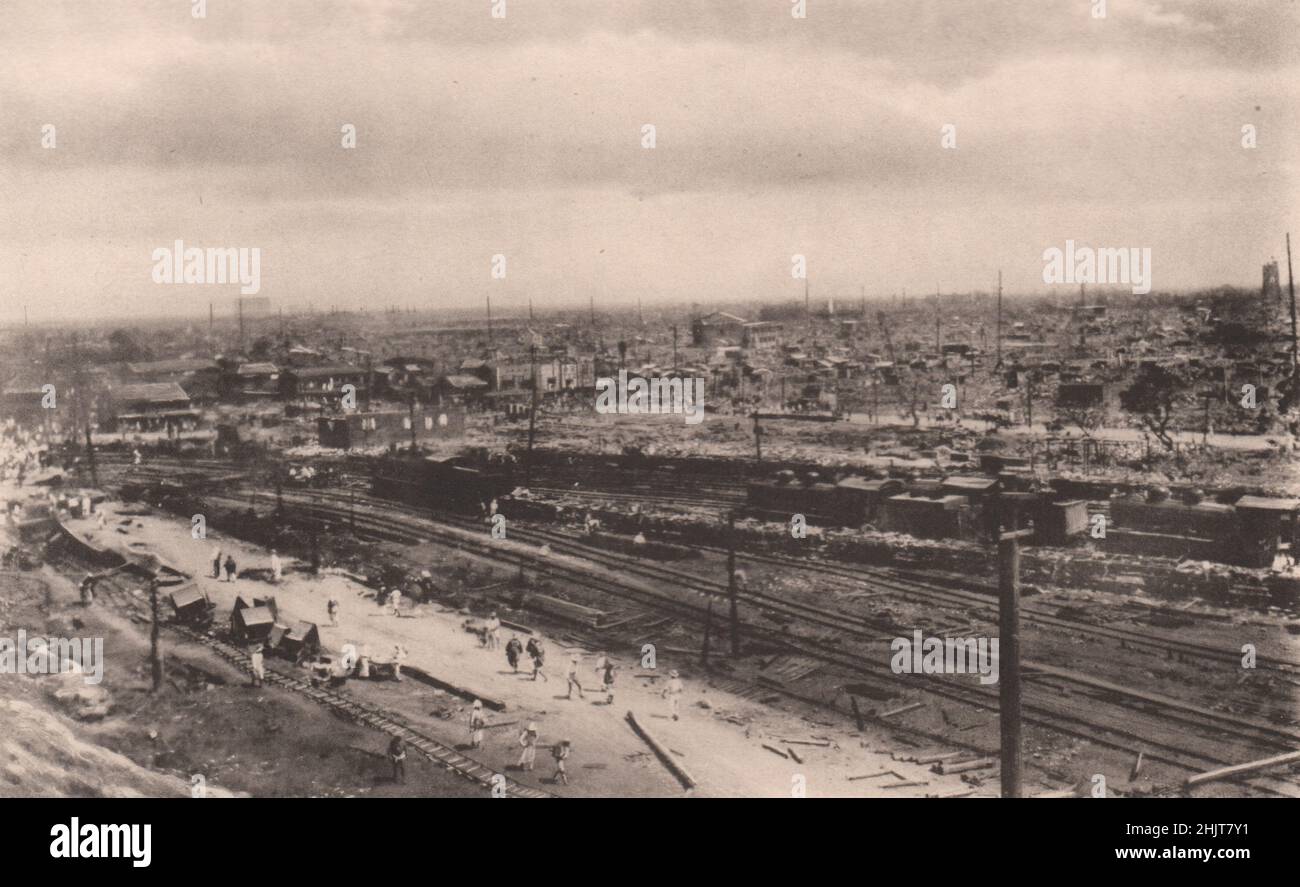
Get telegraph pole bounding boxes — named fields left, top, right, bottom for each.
left=672, top=324, right=679, bottom=374
left=525, top=344, right=539, bottom=488
left=1024, top=370, right=1035, bottom=428
left=149, top=579, right=163, bottom=692
left=751, top=411, right=763, bottom=460
left=408, top=392, right=418, bottom=452
left=995, top=270, right=1003, bottom=370
left=997, top=526, right=1031, bottom=797
left=486, top=293, right=494, bottom=347
left=701, top=597, right=714, bottom=668
left=84, top=424, right=98, bottom=489
left=726, top=511, right=740, bottom=656
left=934, top=286, right=941, bottom=354
left=1287, top=233, right=1297, bottom=372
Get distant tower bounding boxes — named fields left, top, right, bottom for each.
left=1263, top=259, right=1282, bottom=304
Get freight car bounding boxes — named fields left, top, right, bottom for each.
left=370, top=453, right=515, bottom=513
left=744, top=467, right=1300, bottom=567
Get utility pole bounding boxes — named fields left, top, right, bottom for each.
left=1078, top=283, right=1087, bottom=350
left=1287, top=233, right=1297, bottom=372
left=804, top=278, right=810, bottom=315
left=365, top=353, right=373, bottom=411
left=525, top=344, right=539, bottom=488
left=84, top=423, right=98, bottom=489
left=238, top=298, right=245, bottom=354
left=701, top=597, right=714, bottom=668
left=934, top=286, right=941, bottom=354
left=995, top=270, right=1003, bottom=370
left=726, top=512, right=739, bottom=656
left=486, top=293, right=494, bottom=347
left=408, top=392, right=418, bottom=452
left=751, top=411, right=763, bottom=460
left=1022, top=369, right=1035, bottom=429
left=671, top=324, right=679, bottom=374
left=997, top=524, right=1032, bottom=798
left=529, top=295, right=534, bottom=323
left=208, top=302, right=213, bottom=340
left=149, top=579, right=163, bottom=692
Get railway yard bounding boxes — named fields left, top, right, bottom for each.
left=5, top=425, right=1300, bottom=799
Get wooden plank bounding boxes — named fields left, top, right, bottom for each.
left=1186, top=749, right=1300, bottom=788
left=626, top=711, right=698, bottom=790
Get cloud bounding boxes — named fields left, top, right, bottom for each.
left=0, top=0, right=1295, bottom=320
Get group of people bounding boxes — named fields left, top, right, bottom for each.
left=514, top=722, right=571, bottom=785
left=209, top=547, right=288, bottom=584
left=382, top=705, right=572, bottom=788
left=210, top=547, right=238, bottom=582
left=561, top=650, right=617, bottom=705
left=502, top=632, right=549, bottom=682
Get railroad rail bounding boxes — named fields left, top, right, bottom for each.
left=94, top=457, right=1300, bottom=794
left=46, top=548, right=551, bottom=799
left=234, top=488, right=1300, bottom=795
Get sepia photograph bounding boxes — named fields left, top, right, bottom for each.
left=0, top=0, right=1297, bottom=851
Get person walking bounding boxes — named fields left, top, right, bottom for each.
left=565, top=651, right=585, bottom=700
left=211, top=547, right=222, bottom=579
left=526, top=637, right=547, bottom=682
left=663, top=669, right=683, bottom=721
left=517, top=723, right=538, bottom=771
left=550, top=740, right=572, bottom=786
left=601, top=660, right=616, bottom=706
left=468, top=700, right=486, bottom=750
left=249, top=643, right=265, bottom=688
left=224, top=554, right=237, bottom=582
left=389, top=587, right=403, bottom=617
left=327, top=597, right=339, bottom=626
left=79, top=574, right=96, bottom=606
left=388, top=736, right=406, bottom=784
left=270, top=549, right=282, bottom=583
left=505, top=635, right=523, bottom=673
left=392, top=644, right=406, bottom=682
left=484, top=612, right=501, bottom=650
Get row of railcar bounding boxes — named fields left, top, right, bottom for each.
left=746, top=470, right=1299, bottom=567
left=370, top=452, right=516, bottom=513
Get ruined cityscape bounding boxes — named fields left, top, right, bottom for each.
left=2, top=0, right=1297, bottom=814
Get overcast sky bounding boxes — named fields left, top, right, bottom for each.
left=1, top=0, right=1296, bottom=322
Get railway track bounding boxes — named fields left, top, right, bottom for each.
left=96, top=457, right=1300, bottom=793
left=274, top=485, right=1300, bottom=680
left=230, top=487, right=1300, bottom=795
left=46, top=549, right=551, bottom=799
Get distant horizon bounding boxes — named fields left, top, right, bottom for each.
left=3, top=1, right=1294, bottom=325
left=2, top=277, right=1285, bottom=332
